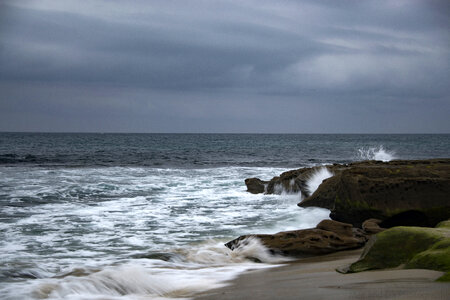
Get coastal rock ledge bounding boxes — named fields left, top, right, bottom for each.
left=246, top=159, right=450, bottom=228
left=299, top=159, right=450, bottom=228
left=225, top=220, right=368, bottom=257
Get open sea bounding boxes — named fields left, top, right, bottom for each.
left=1, top=133, right=449, bottom=299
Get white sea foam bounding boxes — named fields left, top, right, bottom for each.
left=357, top=146, right=395, bottom=162
left=179, top=238, right=290, bottom=265
left=28, top=238, right=286, bottom=300
left=305, top=167, right=333, bottom=196
left=0, top=166, right=328, bottom=300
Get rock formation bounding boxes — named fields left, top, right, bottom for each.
left=245, top=165, right=341, bottom=196
left=299, top=159, right=450, bottom=228
left=361, top=219, right=385, bottom=234
left=244, top=178, right=268, bottom=194
left=225, top=220, right=368, bottom=257
left=239, top=159, right=450, bottom=267
left=338, top=220, right=450, bottom=282
left=246, top=159, right=450, bottom=228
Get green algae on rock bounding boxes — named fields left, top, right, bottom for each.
left=341, top=221, right=450, bottom=281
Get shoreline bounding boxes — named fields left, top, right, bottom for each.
left=194, top=248, right=449, bottom=300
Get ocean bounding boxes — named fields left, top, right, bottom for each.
left=1, top=133, right=449, bottom=299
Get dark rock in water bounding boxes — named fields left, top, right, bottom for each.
left=299, top=159, right=450, bottom=228
left=339, top=220, right=450, bottom=282
left=265, top=168, right=313, bottom=195
left=225, top=220, right=368, bottom=257
left=245, top=165, right=341, bottom=196
left=244, top=178, right=268, bottom=194
left=362, top=218, right=385, bottom=234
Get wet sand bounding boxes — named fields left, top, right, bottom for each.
left=195, top=249, right=449, bottom=300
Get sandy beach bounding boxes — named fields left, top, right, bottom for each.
left=195, top=249, right=450, bottom=300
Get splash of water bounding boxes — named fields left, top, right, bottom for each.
left=272, top=182, right=302, bottom=197
left=357, top=146, right=395, bottom=162
left=30, top=239, right=287, bottom=300
left=178, top=238, right=290, bottom=265
left=305, top=167, right=333, bottom=196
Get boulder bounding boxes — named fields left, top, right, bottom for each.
left=245, top=164, right=343, bottom=196
left=265, top=168, right=313, bottom=195
left=299, top=159, right=450, bottom=228
left=225, top=220, right=368, bottom=257
left=244, top=178, right=268, bottom=194
left=339, top=220, right=450, bottom=282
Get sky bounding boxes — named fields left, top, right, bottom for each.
left=0, top=0, right=449, bottom=133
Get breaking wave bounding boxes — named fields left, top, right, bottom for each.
left=357, top=146, right=395, bottom=162
left=178, top=238, right=289, bottom=265
left=29, top=238, right=287, bottom=300
left=305, top=167, right=333, bottom=196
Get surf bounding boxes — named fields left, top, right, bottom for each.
left=357, top=146, right=395, bottom=162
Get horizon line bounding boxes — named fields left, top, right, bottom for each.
left=0, top=131, right=449, bottom=135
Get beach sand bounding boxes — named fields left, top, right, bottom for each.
left=195, top=249, right=450, bottom=300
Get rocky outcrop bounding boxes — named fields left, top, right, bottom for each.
left=298, top=159, right=450, bottom=228
left=338, top=220, right=450, bottom=282
left=265, top=167, right=315, bottom=195
left=245, top=164, right=343, bottom=196
left=225, top=220, right=368, bottom=257
left=244, top=178, right=268, bottom=194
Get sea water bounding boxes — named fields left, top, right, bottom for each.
left=0, top=133, right=449, bottom=299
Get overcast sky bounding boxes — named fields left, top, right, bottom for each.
left=0, top=0, right=449, bottom=133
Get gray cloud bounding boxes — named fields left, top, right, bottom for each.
left=0, top=0, right=449, bottom=133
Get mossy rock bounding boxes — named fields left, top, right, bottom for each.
left=347, top=227, right=444, bottom=272
left=407, top=239, right=450, bottom=274
left=344, top=223, right=450, bottom=281
left=437, top=220, right=450, bottom=229
left=437, top=272, right=450, bottom=282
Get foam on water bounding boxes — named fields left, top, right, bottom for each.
left=19, top=238, right=288, bottom=300
left=0, top=166, right=329, bottom=300
left=32, top=263, right=244, bottom=300
left=1, top=134, right=448, bottom=299
left=357, top=146, right=395, bottom=162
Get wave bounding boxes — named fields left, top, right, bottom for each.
left=272, top=179, right=303, bottom=196
left=29, top=238, right=287, bottom=300
left=357, top=146, right=395, bottom=162
left=305, top=167, right=333, bottom=196
left=178, top=238, right=291, bottom=265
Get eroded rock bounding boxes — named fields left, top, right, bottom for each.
left=244, top=178, right=268, bottom=194
left=299, top=159, right=450, bottom=228
left=225, top=220, right=368, bottom=257
left=245, top=165, right=342, bottom=196
left=362, top=219, right=385, bottom=234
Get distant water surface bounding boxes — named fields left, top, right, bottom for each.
left=1, top=133, right=449, bottom=167
left=0, top=133, right=449, bottom=299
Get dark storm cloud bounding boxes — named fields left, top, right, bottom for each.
left=0, top=1, right=325, bottom=90
left=0, top=0, right=449, bottom=133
